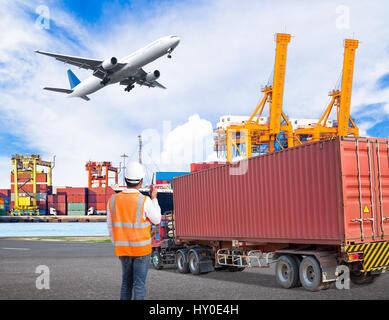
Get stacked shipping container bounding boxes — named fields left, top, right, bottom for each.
left=47, top=194, right=67, bottom=215
left=0, top=198, right=7, bottom=216
left=87, top=187, right=115, bottom=214
left=1, top=184, right=115, bottom=216
left=58, top=187, right=87, bottom=216
left=0, top=189, right=10, bottom=216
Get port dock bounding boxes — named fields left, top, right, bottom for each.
left=0, top=215, right=107, bottom=223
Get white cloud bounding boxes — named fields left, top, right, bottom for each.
left=159, top=114, right=214, bottom=171
left=0, top=0, right=389, bottom=189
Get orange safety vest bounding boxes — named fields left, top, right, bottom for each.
left=109, top=192, right=151, bottom=257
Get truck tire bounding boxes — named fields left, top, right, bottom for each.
left=176, top=250, right=190, bottom=274
left=291, top=255, right=302, bottom=287
left=152, top=248, right=163, bottom=270
left=350, top=271, right=381, bottom=285
left=275, top=255, right=300, bottom=289
left=188, top=251, right=201, bottom=275
left=299, top=256, right=324, bottom=291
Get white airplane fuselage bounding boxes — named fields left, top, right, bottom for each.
left=68, top=35, right=180, bottom=98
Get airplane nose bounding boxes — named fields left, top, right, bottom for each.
left=171, top=36, right=180, bottom=47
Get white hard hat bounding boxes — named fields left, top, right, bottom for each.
left=125, top=162, right=145, bottom=182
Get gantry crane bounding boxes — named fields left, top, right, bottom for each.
left=215, top=33, right=294, bottom=162
left=85, top=161, right=118, bottom=188
left=11, top=154, right=53, bottom=216
left=294, top=39, right=359, bottom=144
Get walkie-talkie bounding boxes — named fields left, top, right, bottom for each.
left=149, top=172, right=155, bottom=197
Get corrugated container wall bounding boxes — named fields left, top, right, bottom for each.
left=87, top=187, right=115, bottom=212
left=173, top=138, right=389, bottom=246
left=47, top=194, right=67, bottom=215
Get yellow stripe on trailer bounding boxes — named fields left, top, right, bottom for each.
left=345, top=241, right=389, bottom=272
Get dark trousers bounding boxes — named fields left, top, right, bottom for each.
left=119, top=254, right=151, bottom=300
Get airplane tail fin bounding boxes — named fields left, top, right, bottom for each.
left=67, top=69, right=81, bottom=89
left=43, top=70, right=90, bottom=101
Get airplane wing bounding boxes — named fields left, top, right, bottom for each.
left=150, top=81, right=167, bottom=89
left=120, top=68, right=167, bottom=89
left=35, top=51, right=126, bottom=75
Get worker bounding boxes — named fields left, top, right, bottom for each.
left=107, top=162, right=161, bottom=300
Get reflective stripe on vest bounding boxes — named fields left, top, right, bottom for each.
left=109, top=193, right=116, bottom=221
left=110, top=193, right=150, bottom=229
left=114, top=239, right=152, bottom=247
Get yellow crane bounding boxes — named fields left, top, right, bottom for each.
left=216, top=33, right=294, bottom=162
left=294, top=39, right=359, bottom=144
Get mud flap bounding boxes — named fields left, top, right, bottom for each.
left=190, top=248, right=215, bottom=274
left=199, top=258, right=215, bottom=273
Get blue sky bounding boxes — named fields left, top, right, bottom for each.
left=58, top=0, right=183, bottom=23
left=377, top=73, right=389, bottom=90
left=0, top=0, right=388, bottom=187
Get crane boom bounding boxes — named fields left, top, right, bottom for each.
left=338, top=39, right=359, bottom=136
left=269, top=33, right=291, bottom=135
left=218, top=33, right=293, bottom=161
left=294, top=38, right=359, bottom=144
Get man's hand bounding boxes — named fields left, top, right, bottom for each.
left=150, top=185, right=157, bottom=200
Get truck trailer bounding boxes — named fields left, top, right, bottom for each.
left=151, top=137, right=389, bottom=291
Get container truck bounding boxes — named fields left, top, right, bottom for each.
left=151, top=137, right=389, bottom=291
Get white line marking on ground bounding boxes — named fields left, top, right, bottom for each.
left=1, top=248, right=30, bottom=251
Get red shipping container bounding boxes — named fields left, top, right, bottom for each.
left=67, top=195, right=86, bottom=203
left=88, top=187, right=106, bottom=195
left=56, top=188, right=69, bottom=195
left=65, top=187, right=87, bottom=195
left=0, top=189, right=10, bottom=197
left=88, top=202, right=107, bottom=211
left=156, top=180, right=170, bottom=185
left=47, top=194, right=66, bottom=204
left=190, top=162, right=226, bottom=173
left=88, top=187, right=115, bottom=195
left=57, top=195, right=66, bottom=203
left=174, top=138, right=389, bottom=246
left=47, top=202, right=66, bottom=215
left=106, top=187, right=115, bottom=196
left=11, top=173, right=47, bottom=183
left=88, top=194, right=107, bottom=202
left=11, top=184, right=49, bottom=194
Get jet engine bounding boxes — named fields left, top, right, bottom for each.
left=145, top=70, right=160, bottom=82
left=102, top=57, right=118, bottom=70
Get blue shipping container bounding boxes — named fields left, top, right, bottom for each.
left=155, top=172, right=189, bottom=185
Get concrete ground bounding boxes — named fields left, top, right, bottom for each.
left=0, top=239, right=388, bottom=300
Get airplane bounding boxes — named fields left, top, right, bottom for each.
left=35, top=35, right=180, bottom=101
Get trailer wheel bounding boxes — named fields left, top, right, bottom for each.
left=188, top=252, right=201, bottom=275
left=275, top=255, right=300, bottom=289
left=176, top=250, right=190, bottom=274
left=152, top=248, right=163, bottom=270
left=350, top=271, right=381, bottom=285
left=291, top=255, right=302, bottom=287
left=299, top=256, right=324, bottom=291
